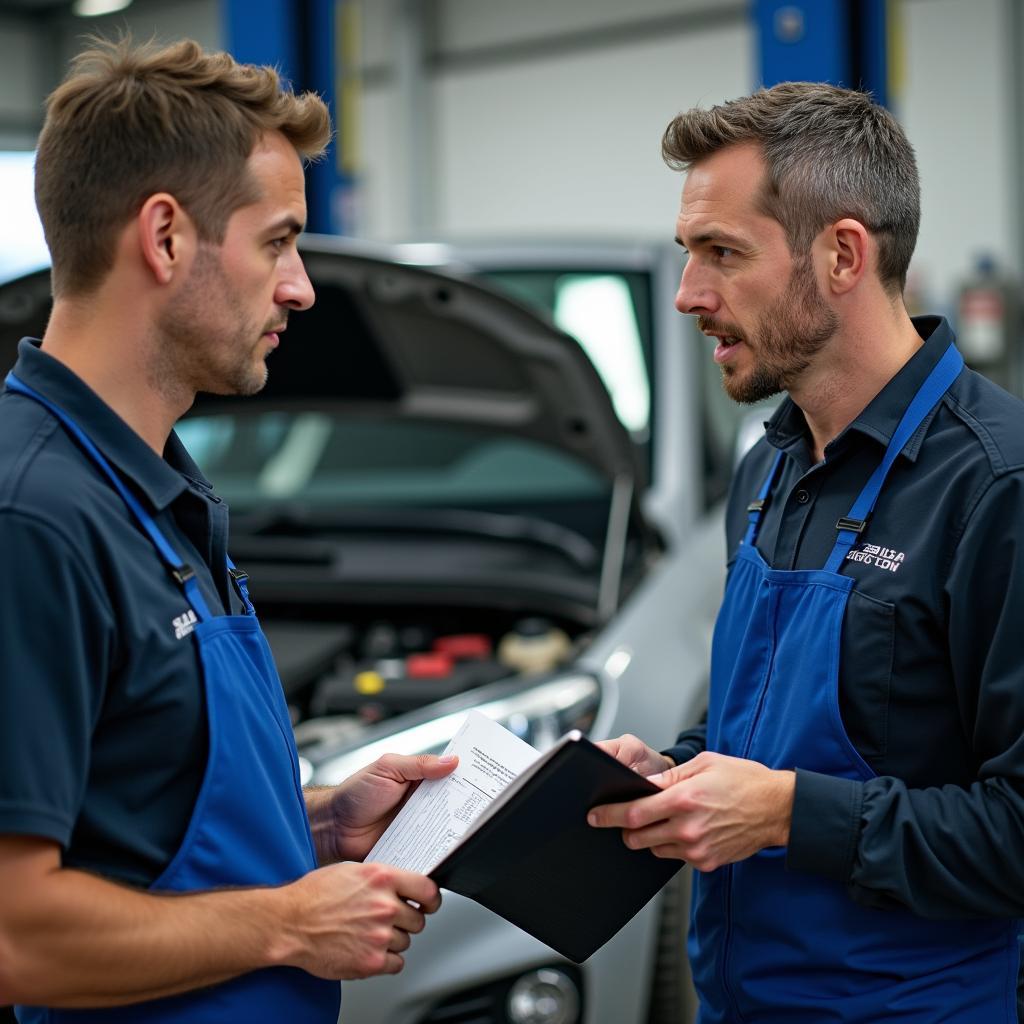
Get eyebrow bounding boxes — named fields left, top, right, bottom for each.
left=674, top=229, right=750, bottom=251
left=266, top=215, right=305, bottom=237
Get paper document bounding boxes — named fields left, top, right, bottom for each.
left=367, top=711, right=539, bottom=873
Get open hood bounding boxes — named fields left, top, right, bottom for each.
left=209, top=240, right=646, bottom=492
left=0, top=240, right=646, bottom=493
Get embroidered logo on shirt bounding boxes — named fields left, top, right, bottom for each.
left=173, top=609, right=198, bottom=639
left=845, top=543, right=905, bottom=573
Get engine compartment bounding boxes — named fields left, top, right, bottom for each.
left=258, top=602, right=591, bottom=755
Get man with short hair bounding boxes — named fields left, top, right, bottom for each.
left=0, top=38, right=455, bottom=1022
left=591, top=82, right=1024, bottom=1021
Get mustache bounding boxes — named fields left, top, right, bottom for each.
left=697, top=316, right=745, bottom=341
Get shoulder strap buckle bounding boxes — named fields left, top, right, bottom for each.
left=836, top=516, right=867, bottom=535
left=170, top=563, right=196, bottom=585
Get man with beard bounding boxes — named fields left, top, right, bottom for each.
left=589, top=83, right=1024, bottom=1022
left=0, top=39, right=457, bottom=1022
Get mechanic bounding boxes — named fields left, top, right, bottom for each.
left=0, top=38, right=457, bottom=1023
left=589, top=81, right=1024, bottom=1021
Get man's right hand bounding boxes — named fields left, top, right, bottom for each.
left=277, top=861, right=441, bottom=979
left=596, top=734, right=675, bottom=777
left=0, top=835, right=442, bottom=1008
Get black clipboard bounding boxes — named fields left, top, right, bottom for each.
left=429, top=731, right=683, bottom=963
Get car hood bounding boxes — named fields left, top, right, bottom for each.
left=0, top=242, right=645, bottom=493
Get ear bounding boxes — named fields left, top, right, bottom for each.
left=820, top=218, right=870, bottom=296
left=137, top=193, right=194, bottom=286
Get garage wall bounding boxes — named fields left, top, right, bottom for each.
left=357, top=0, right=751, bottom=241
left=900, top=0, right=1019, bottom=310
left=0, top=0, right=1019, bottom=310
left=0, top=15, right=50, bottom=149
left=355, top=0, right=1019, bottom=310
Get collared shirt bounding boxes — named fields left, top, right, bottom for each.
left=0, top=339, right=246, bottom=887
left=667, top=316, right=1024, bottom=920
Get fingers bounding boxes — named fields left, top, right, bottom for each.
left=392, top=899, right=427, bottom=935
left=589, top=793, right=660, bottom=830
left=594, top=737, right=624, bottom=758
left=647, top=752, right=711, bottom=788
left=375, top=752, right=459, bottom=782
left=596, top=734, right=647, bottom=769
left=390, top=867, right=442, bottom=914
left=381, top=951, right=405, bottom=975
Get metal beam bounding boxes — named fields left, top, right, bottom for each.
left=755, top=0, right=891, bottom=103
left=223, top=0, right=354, bottom=235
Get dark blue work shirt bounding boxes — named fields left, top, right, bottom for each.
left=0, top=339, right=246, bottom=886
left=667, top=316, right=1024, bottom=920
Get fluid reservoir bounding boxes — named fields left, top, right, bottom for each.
left=497, top=618, right=572, bottom=676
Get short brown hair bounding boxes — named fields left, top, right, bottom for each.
left=35, top=36, right=332, bottom=297
left=662, top=82, right=920, bottom=294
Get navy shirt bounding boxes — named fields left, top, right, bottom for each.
left=667, top=316, right=1024, bottom=920
left=0, top=339, right=246, bottom=886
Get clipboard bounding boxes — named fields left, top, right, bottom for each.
left=429, top=731, right=683, bottom=963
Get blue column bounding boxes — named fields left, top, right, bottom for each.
left=223, top=0, right=300, bottom=90
left=222, top=0, right=354, bottom=235
left=754, top=0, right=891, bottom=107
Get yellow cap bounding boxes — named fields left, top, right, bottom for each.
left=354, top=671, right=386, bottom=695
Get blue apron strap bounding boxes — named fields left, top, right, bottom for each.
left=743, top=448, right=786, bottom=547
left=227, top=558, right=256, bottom=616
left=824, top=343, right=965, bottom=573
left=4, top=371, right=214, bottom=622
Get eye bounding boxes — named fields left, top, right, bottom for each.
left=712, top=245, right=735, bottom=259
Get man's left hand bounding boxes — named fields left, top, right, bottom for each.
left=307, top=753, right=458, bottom=864
left=587, top=751, right=794, bottom=872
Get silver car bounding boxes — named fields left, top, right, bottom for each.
left=0, top=239, right=752, bottom=1024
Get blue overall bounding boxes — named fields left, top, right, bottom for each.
left=7, top=374, right=341, bottom=1024
left=689, top=343, right=1020, bottom=1023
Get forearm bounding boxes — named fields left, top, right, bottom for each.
left=788, top=770, right=1024, bottom=918
left=0, top=855, right=296, bottom=1007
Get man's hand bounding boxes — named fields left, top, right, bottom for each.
left=596, top=733, right=675, bottom=777
left=587, top=751, right=795, bottom=872
left=307, top=753, right=459, bottom=864
left=275, top=861, right=441, bottom=979
left=0, top=835, right=441, bottom=1007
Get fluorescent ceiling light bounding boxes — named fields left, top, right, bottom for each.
left=72, top=0, right=134, bottom=16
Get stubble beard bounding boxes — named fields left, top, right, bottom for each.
left=717, top=255, right=839, bottom=405
left=153, top=245, right=270, bottom=403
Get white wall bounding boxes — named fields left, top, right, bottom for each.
left=899, top=0, right=1018, bottom=311
left=356, top=0, right=1020, bottom=310
left=357, top=0, right=752, bottom=242
left=0, top=15, right=50, bottom=149
left=432, top=21, right=752, bottom=239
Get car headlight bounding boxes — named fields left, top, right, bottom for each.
left=304, top=671, right=602, bottom=787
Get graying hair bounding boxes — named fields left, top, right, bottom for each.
left=662, top=82, right=920, bottom=295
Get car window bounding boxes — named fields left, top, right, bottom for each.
left=0, top=152, right=49, bottom=283
left=479, top=269, right=653, bottom=443
left=176, top=414, right=607, bottom=508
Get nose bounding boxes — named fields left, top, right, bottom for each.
left=674, top=256, right=719, bottom=317
left=276, top=251, right=315, bottom=311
